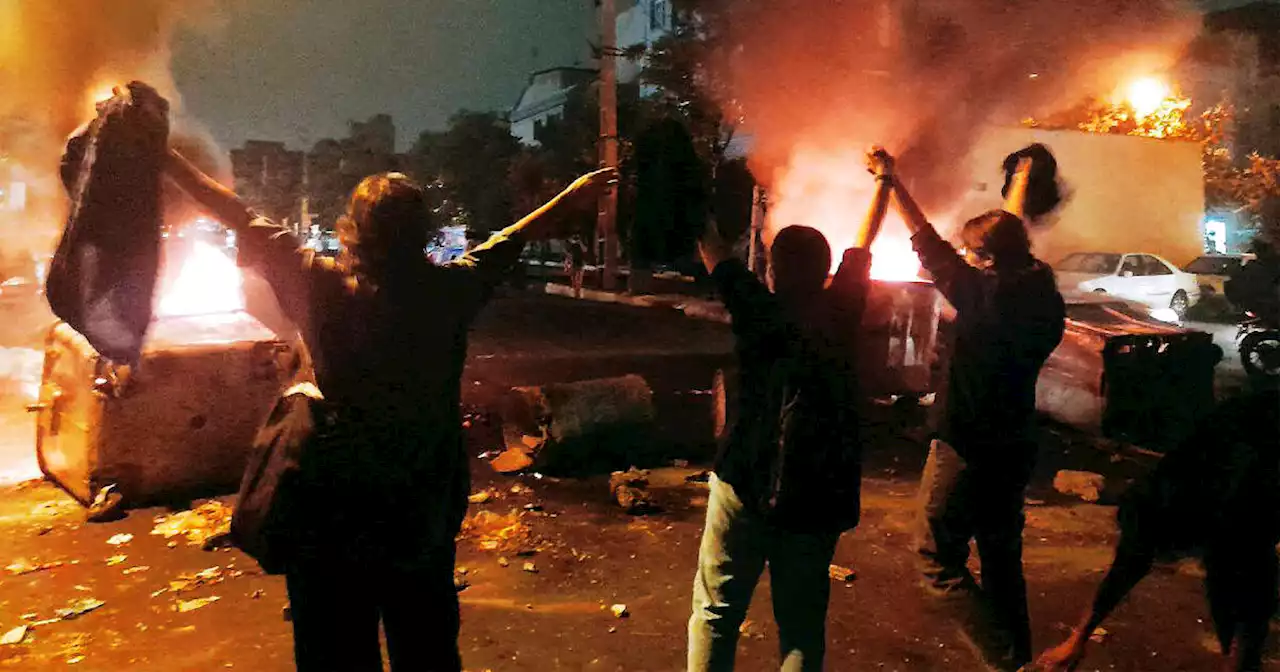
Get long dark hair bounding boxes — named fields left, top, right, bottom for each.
left=336, top=173, right=433, bottom=284
left=961, top=210, right=1033, bottom=270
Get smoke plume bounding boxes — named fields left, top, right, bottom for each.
left=702, top=0, right=1200, bottom=263
left=0, top=1, right=233, bottom=261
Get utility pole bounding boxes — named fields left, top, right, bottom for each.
left=748, top=186, right=768, bottom=280
left=598, top=0, right=620, bottom=290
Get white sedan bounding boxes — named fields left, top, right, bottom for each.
left=1054, top=252, right=1200, bottom=318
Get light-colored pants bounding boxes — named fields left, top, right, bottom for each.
left=688, top=475, right=841, bottom=672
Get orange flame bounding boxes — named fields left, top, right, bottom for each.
left=767, top=147, right=925, bottom=282
left=156, top=240, right=245, bottom=318
left=87, top=82, right=117, bottom=114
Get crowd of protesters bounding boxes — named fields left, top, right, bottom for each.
left=77, top=83, right=1276, bottom=672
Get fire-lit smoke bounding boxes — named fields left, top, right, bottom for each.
left=0, top=1, right=233, bottom=264
left=702, top=0, right=1199, bottom=277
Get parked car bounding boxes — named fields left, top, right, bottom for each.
left=1182, top=252, right=1255, bottom=298
left=1054, top=252, right=1200, bottom=318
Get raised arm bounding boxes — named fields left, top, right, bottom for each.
left=698, top=219, right=785, bottom=345
left=452, top=168, right=617, bottom=287
left=165, top=148, right=311, bottom=330
left=868, top=148, right=980, bottom=310
left=1003, top=157, right=1033, bottom=221
left=867, top=148, right=929, bottom=238
left=164, top=149, right=257, bottom=233
left=826, top=159, right=889, bottom=331
left=857, top=151, right=895, bottom=249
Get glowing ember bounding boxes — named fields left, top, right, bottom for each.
left=767, top=147, right=925, bottom=282
left=156, top=240, right=245, bottom=318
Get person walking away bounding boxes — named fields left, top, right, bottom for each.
left=1031, top=380, right=1279, bottom=672
left=165, top=145, right=615, bottom=671
left=565, top=234, right=588, bottom=298
left=686, top=170, right=894, bottom=671
left=869, top=148, right=1066, bottom=670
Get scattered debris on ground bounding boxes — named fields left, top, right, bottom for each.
left=684, top=470, right=711, bottom=484
left=105, top=555, right=127, bottom=566
left=1090, top=627, right=1110, bottom=643
left=174, top=596, right=221, bottom=613
left=54, top=598, right=105, bottom=621
left=458, top=509, right=531, bottom=552
left=6, top=558, right=66, bottom=575
left=609, top=468, right=654, bottom=514
left=0, top=624, right=29, bottom=645
left=829, top=564, right=857, bottom=583
left=150, top=501, right=233, bottom=549
left=105, top=533, right=133, bottom=546
left=162, top=565, right=243, bottom=594
left=610, top=604, right=629, bottom=619
left=468, top=489, right=499, bottom=504
left=1053, top=470, right=1106, bottom=503
left=522, top=561, right=538, bottom=573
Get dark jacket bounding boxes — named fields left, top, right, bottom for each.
left=911, top=226, right=1065, bottom=461
left=239, top=219, right=524, bottom=566
left=712, top=248, right=870, bottom=533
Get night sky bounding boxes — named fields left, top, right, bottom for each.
left=171, top=0, right=594, bottom=152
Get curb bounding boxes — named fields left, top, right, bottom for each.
left=544, top=283, right=731, bottom=324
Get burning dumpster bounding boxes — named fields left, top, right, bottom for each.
left=31, top=311, right=294, bottom=506
left=858, top=280, right=947, bottom=396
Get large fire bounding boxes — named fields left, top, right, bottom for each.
left=155, top=238, right=245, bottom=318
left=767, top=148, right=926, bottom=282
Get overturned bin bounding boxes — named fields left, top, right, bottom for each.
left=31, top=312, right=294, bottom=506
left=1036, top=294, right=1220, bottom=449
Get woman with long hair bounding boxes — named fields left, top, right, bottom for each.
left=166, top=148, right=614, bottom=671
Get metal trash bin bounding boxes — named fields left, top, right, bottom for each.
left=32, top=312, right=294, bottom=506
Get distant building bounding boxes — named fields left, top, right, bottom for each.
left=231, top=114, right=408, bottom=233
left=230, top=140, right=304, bottom=226
left=509, top=0, right=672, bottom=147
left=616, top=0, right=672, bottom=85
left=510, top=68, right=598, bottom=146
